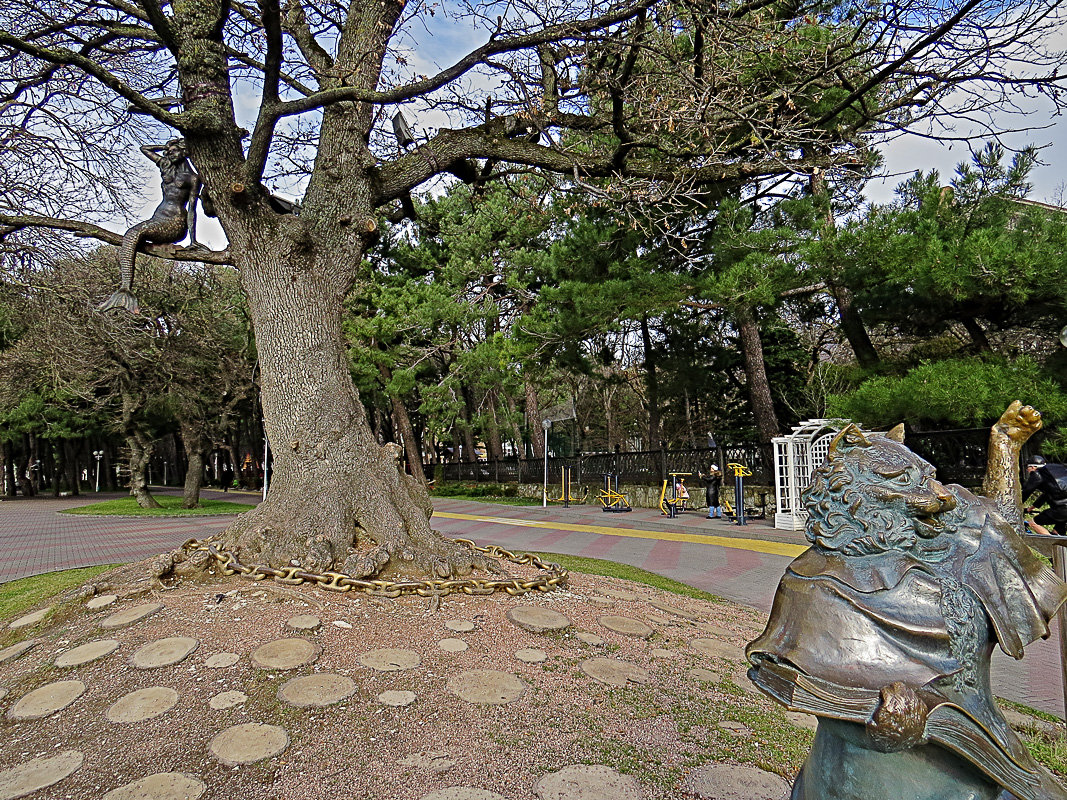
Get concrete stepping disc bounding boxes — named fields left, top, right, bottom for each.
left=0, top=689, right=7, bottom=701
left=439, top=638, right=468, bottom=653
left=106, top=687, right=179, bottom=723
left=86, top=594, right=117, bottom=611
left=515, top=648, right=547, bottom=664
left=598, top=616, right=653, bottom=638
left=360, top=648, right=420, bottom=671
left=445, top=620, right=475, bottom=633
left=0, top=639, right=40, bottom=665
left=399, top=751, right=454, bottom=773
left=420, top=788, right=507, bottom=800
left=700, top=623, right=733, bottom=638
left=100, top=603, right=163, bottom=630
left=681, top=763, right=790, bottom=799
left=204, top=653, right=240, bottom=668
left=8, top=680, right=85, bottom=720
left=278, top=673, right=357, bottom=708
left=0, top=750, right=83, bottom=800
left=506, top=606, right=571, bottom=633
left=130, top=637, right=198, bottom=669
left=7, top=608, right=51, bottom=630
left=209, top=691, right=248, bottom=710
left=575, top=632, right=605, bottom=647
left=599, top=588, right=640, bottom=602
left=649, top=599, right=700, bottom=620
left=589, top=597, right=614, bottom=607
left=55, top=639, right=119, bottom=668
left=209, top=723, right=288, bottom=765
left=379, top=690, right=417, bottom=707
left=251, top=638, right=320, bottom=670
left=447, top=670, right=526, bottom=705
left=718, top=720, right=752, bottom=737
left=688, top=667, right=719, bottom=682
left=690, top=638, right=743, bottom=660
left=534, top=765, right=643, bottom=799
left=101, top=772, right=206, bottom=800
left=285, top=615, right=320, bottom=631
left=580, top=658, right=649, bottom=687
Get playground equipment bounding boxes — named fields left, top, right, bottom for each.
left=659, top=472, right=692, bottom=518
left=547, top=465, right=576, bottom=507
left=726, top=462, right=751, bottom=525
left=596, top=473, right=632, bottom=513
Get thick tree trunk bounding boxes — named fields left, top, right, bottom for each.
left=735, top=306, right=780, bottom=445
left=458, top=382, right=479, bottom=473
left=221, top=238, right=492, bottom=579
left=526, top=382, right=544, bottom=460
left=2, top=440, right=16, bottom=497
left=830, top=284, right=881, bottom=369
left=380, top=363, right=427, bottom=486
left=962, top=316, right=993, bottom=353
left=127, top=432, right=160, bottom=508
left=179, top=421, right=206, bottom=508
left=640, top=315, right=662, bottom=449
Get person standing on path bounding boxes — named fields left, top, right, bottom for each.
left=1023, top=454, right=1067, bottom=535
left=700, top=464, right=723, bottom=519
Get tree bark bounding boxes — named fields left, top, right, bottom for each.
left=735, top=306, right=780, bottom=445
left=219, top=237, right=492, bottom=579
left=640, top=315, right=662, bottom=449
left=2, top=440, right=16, bottom=497
left=380, top=362, right=427, bottom=485
left=127, top=432, right=160, bottom=508
left=830, top=283, right=881, bottom=369
left=962, top=316, right=993, bottom=353
left=179, top=421, right=206, bottom=508
left=526, top=381, right=544, bottom=460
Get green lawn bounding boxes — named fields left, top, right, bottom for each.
left=0, top=565, right=116, bottom=622
left=533, top=552, right=725, bottom=604
left=62, top=496, right=255, bottom=516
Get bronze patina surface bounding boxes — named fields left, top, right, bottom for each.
left=747, top=403, right=1067, bottom=800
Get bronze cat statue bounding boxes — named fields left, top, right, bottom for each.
left=747, top=403, right=1067, bottom=800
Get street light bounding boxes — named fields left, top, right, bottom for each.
left=93, top=450, right=104, bottom=492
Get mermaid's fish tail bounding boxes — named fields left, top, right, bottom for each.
left=98, top=289, right=139, bottom=314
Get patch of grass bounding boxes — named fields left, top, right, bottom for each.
left=575, top=736, right=680, bottom=791
left=997, top=697, right=1064, bottom=726
left=0, top=565, right=116, bottom=623
left=1026, top=732, right=1067, bottom=775
left=62, top=496, right=255, bottom=516
left=532, top=552, right=725, bottom=603
left=430, top=481, right=544, bottom=505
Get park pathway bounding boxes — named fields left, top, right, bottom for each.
left=0, top=490, right=1062, bottom=717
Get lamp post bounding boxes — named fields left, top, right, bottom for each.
left=92, top=450, right=103, bottom=492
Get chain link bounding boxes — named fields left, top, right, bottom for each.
left=181, top=536, right=568, bottom=597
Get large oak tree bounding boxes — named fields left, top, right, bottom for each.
left=0, top=0, right=1063, bottom=578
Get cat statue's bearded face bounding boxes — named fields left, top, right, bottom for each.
left=801, top=424, right=958, bottom=556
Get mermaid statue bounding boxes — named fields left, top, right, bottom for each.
left=99, top=138, right=208, bottom=313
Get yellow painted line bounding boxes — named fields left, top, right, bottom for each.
left=432, top=511, right=807, bottom=558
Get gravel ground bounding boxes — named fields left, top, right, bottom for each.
left=0, top=559, right=814, bottom=800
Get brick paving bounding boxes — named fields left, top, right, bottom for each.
left=0, top=490, right=1063, bottom=717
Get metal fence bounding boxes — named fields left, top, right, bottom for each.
left=428, top=444, right=768, bottom=487
left=427, top=426, right=1045, bottom=489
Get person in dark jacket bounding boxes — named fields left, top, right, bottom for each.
left=699, top=464, right=723, bottom=519
left=1023, top=454, right=1067, bottom=535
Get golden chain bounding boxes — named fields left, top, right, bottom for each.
left=180, top=537, right=568, bottom=598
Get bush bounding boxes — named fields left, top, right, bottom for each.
left=827, top=356, right=1067, bottom=430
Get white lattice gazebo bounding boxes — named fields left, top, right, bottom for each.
left=773, top=419, right=844, bottom=531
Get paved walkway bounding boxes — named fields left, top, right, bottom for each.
left=0, top=490, right=1063, bottom=717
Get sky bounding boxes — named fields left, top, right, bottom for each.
left=127, top=8, right=1067, bottom=250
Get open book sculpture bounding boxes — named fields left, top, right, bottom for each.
left=747, top=402, right=1067, bottom=800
